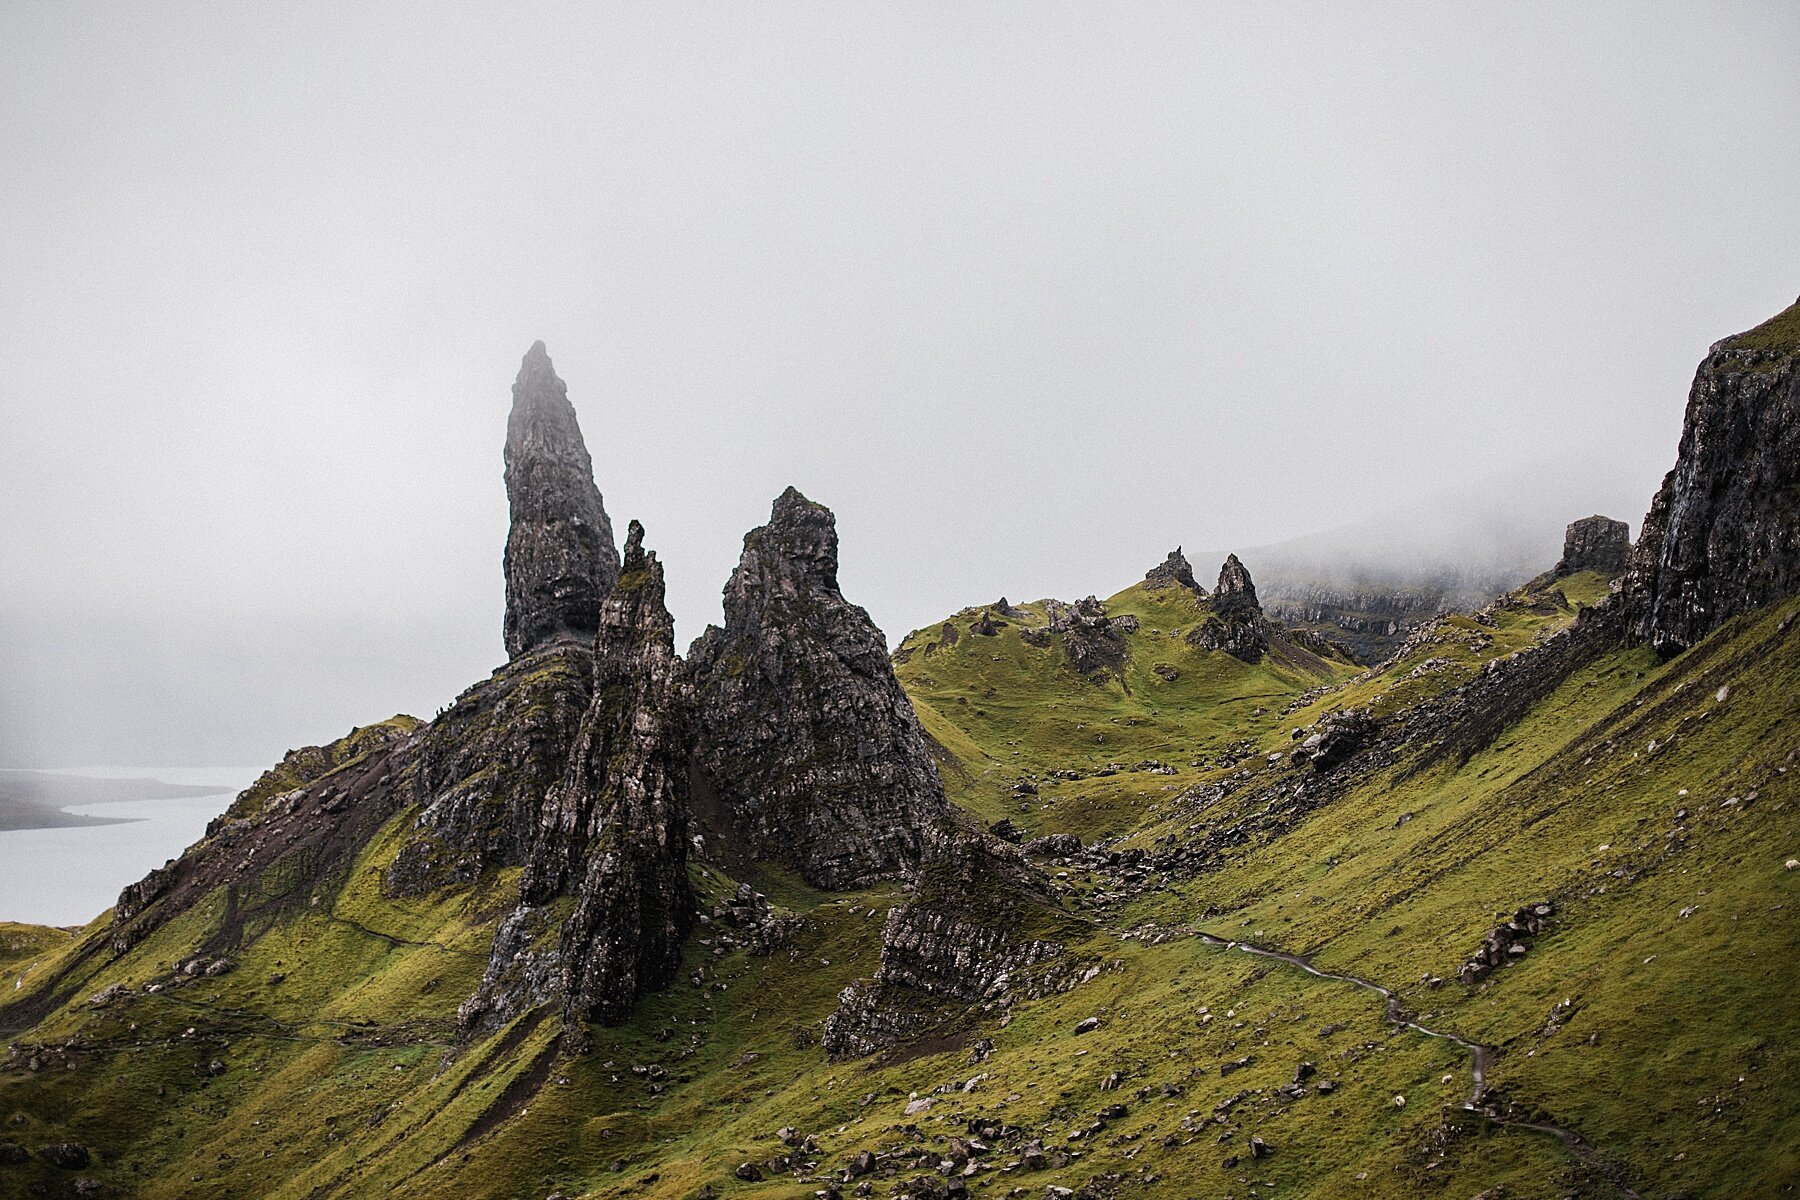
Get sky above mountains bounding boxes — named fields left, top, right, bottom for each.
left=2, top=3, right=1797, bottom=767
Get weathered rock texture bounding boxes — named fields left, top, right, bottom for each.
left=688, top=488, right=948, bottom=889
left=1554, top=515, right=1631, bottom=578
left=1624, top=302, right=1800, bottom=655
left=1038, top=596, right=1132, bottom=676
left=383, top=645, right=593, bottom=895
left=463, top=521, right=693, bottom=1036
left=1189, top=555, right=1270, bottom=663
left=503, top=341, right=619, bottom=659
left=1144, top=547, right=1203, bottom=593
left=822, top=827, right=1082, bottom=1059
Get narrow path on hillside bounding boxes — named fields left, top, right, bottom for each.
left=1186, top=928, right=1645, bottom=1200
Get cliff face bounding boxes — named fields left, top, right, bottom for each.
left=463, top=522, right=692, bottom=1036
left=503, top=341, right=619, bottom=659
left=688, top=488, right=948, bottom=889
left=1625, top=302, right=1800, bottom=654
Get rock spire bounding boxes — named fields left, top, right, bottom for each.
left=503, top=341, right=619, bottom=659
left=464, top=520, right=692, bottom=1036
left=1144, top=547, right=1202, bottom=593
left=688, top=487, right=949, bottom=888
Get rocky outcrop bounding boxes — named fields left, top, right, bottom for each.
left=383, top=646, right=594, bottom=895
left=822, top=828, right=1082, bottom=1059
left=1189, top=555, right=1269, bottom=663
left=1040, top=596, right=1130, bottom=676
left=688, top=487, right=948, bottom=889
left=1624, top=302, right=1800, bottom=655
left=1554, top=515, right=1631, bottom=578
left=1144, top=547, right=1203, bottom=593
left=462, top=521, right=692, bottom=1037
left=503, top=341, right=619, bottom=660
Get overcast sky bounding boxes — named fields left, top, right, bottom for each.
left=2, top=3, right=1796, bottom=768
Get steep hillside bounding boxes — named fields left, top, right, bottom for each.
left=2, top=303, right=1797, bottom=1200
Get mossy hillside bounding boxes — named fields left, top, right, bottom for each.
left=224, top=716, right=422, bottom=823
left=895, top=585, right=1355, bottom=839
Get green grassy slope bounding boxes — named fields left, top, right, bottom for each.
left=1, top=578, right=1794, bottom=1200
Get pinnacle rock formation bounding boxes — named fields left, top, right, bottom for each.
left=1144, top=547, right=1203, bottom=593
left=463, top=520, right=692, bottom=1037
left=1189, top=554, right=1269, bottom=662
left=1554, top=515, right=1631, bottom=578
left=1624, top=301, right=1800, bottom=655
left=688, top=487, right=949, bottom=889
left=503, top=341, right=619, bottom=659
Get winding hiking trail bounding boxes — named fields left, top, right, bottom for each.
left=1189, top=928, right=1646, bottom=1200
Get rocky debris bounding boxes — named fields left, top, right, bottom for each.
left=689, top=487, right=948, bottom=889
left=822, top=827, right=1083, bottom=1058
left=39, top=1142, right=90, bottom=1169
left=1188, top=556, right=1269, bottom=663
left=462, top=522, right=693, bottom=1037
left=969, top=610, right=1005, bottom=636
left=1623, top=301, right=1800, bottom=654
left=1144, top=548, right=1203, bottom=594
left=1457, top=901, right=1555, bottom=985
left=1289, top=710, right=1378, bottom=771
left=705, top=883, right=798, bottom=956
left=1555, top=515, right=1631, bottom=578
left=503, top=340, right=620, bottom=660
left=1151, top=663, right=1179, bottom=682
left=1023, top=833, right=1082, bottom=859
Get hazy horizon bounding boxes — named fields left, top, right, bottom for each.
left=4, top=4, right=1796, bottom=768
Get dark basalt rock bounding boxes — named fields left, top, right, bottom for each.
left=1624, top=302, right=1800, bottom=655
left=1189, top=555, right=1269, bottom=663
left=1144, top=547, right=1203, bottom=594
left=463, top=522, right=693, bottom=1037
left=503, top=341, right=620, bottom=660
left=1554, top=515, right=1631, bottom=578
left=822, top=827, right=1082, bottom=1059
left=688, top=488, right=949, bottom=889
left=383, top=645, right=594, bottom=896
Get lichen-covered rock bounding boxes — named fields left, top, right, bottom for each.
left=462, top=522, right=693, bottom=1037
left=1554, top=515, right=1631, bottom=578
left=1189, top=555, right=1269, bottom=663
left=503, top=340, right=619, bottom=660
left=688, top=487, right=948, bottom=889
left=821, top=827, right=1083, bottom=1059
left=1624, top=302, right=1800, bottom=655
left=1144, top=547, right=1203, bottom=593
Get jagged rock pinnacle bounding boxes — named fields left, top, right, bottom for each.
left=1212, top=554, right=1261, bottom=619
left=1144, top=546, right=1202, bottom=593
left=464, top=519, right=692, bottom=1036
left=1189, top=554, right=1268, bottom=663
left=688, top=487, right=949, bottom=888
left=502, top=341, right=619, bottom=659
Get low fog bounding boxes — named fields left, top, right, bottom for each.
left=2, top=4, right=1797, bottom=768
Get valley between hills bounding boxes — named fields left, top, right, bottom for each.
left=2, top=303, right=1797, bottom=1200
